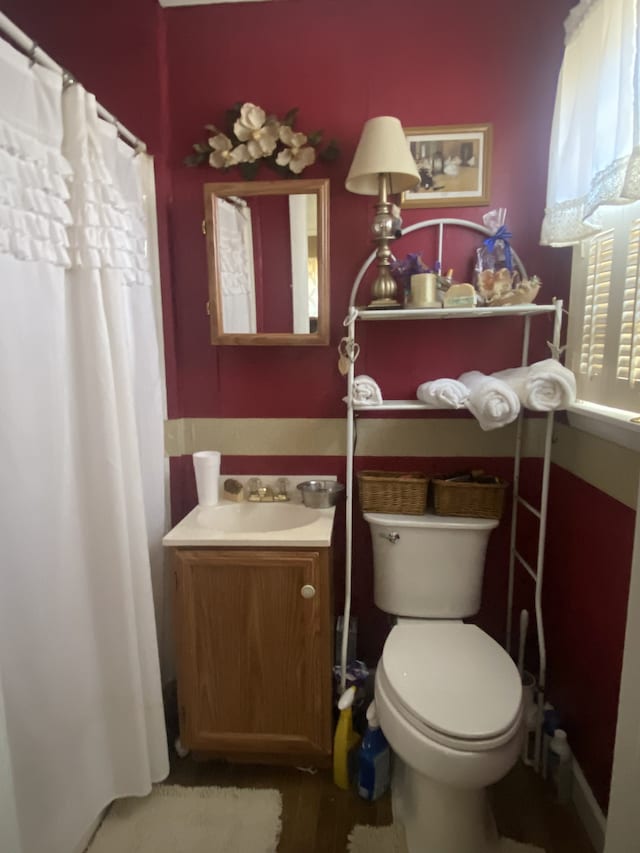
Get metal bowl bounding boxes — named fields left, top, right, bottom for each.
left=297, top=480, right=345, bottom=508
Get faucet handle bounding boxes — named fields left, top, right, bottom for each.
left=246, top=477, right=262, bottom=500
left=274, top=477, right=290, bottom=501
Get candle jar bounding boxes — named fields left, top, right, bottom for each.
left=410, top=273, right=440, bottom=308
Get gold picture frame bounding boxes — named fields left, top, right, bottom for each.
left=402, top=123, right=492, bottom=208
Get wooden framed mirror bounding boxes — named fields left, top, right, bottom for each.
left=203, top=178, right=330, bottom=346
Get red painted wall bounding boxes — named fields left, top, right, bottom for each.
left=544, top=467, right=634, bottom=811
left=4, top=0, right=630, bottom=815
left=2, top=0, right=575, bottom=425
left=164, top=0, right=574, bottom=419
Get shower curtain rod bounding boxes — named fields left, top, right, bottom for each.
left=0, top=11, right=147, bottom=153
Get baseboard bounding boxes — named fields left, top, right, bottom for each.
left=572, top=759, right=606, bottom=853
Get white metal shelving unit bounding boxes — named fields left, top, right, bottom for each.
left=339, top=218, right=564, bottom=772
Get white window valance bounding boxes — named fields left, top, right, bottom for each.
left=541, top=0, right=640, bottom=246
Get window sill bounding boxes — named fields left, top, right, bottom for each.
left=566, top=400, right=640, bottom=452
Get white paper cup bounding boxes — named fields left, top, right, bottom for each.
left=193, top=451, right=221, bottom=506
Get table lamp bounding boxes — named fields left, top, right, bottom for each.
left=346, top=116, right=419, bottom=307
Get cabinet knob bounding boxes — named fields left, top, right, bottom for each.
left=300, top=584, right=316, bottom=599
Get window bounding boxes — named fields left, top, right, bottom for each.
left=546, top=1, right=640, bottom=446
left=617, top=219, right=640, bottom=386
left=567, top=201, right=640, bottom=415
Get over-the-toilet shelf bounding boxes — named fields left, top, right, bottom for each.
left=354, top=303, right=556, bottom=321
left=347, top=303, right=563, bottom=414
left=341, top=216, right=565, bottom=775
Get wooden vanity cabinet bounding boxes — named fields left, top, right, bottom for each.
left=172, top=547, right=333, bottom=766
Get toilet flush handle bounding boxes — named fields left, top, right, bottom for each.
left=380, top=531, right=400, bottom=544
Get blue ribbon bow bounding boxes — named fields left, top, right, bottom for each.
left=483, top=225, right=513, bottom=271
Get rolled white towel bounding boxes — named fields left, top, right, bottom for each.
left=352, top=374, right=383, bottom=405
left=458, top=370, right=521, bottom=431
left=493, top=359, right=576, bottom=411
left=417, top=378, right=470, bottom=409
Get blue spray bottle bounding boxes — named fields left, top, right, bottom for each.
left=357, top=700, right=391, bottom=801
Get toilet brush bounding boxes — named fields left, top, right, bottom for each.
left=518, top=610, right=538, bottom=765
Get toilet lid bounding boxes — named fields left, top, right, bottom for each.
left=381, top=622, right=522, bottom=742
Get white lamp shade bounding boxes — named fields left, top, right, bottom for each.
left=345, top=116, right=420, bottom=195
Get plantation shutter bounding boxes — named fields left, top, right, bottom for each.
left=579, top=230, right=614, bottom=378
left=617, top=219, right=640, bottom=386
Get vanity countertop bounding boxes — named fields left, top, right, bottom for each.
left=163, top=474, right=338, bottom=548
left=163, top=501, right=336, bottom=548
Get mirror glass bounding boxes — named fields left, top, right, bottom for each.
left=203, top=178, right=330, bottom=345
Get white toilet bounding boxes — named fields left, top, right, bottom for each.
left=365, top=510, right=523, bottom=853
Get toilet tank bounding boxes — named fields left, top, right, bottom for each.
left=364, top=511, right=499, bottom=618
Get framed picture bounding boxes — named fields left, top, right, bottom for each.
left=402, top=124, right=492, bottom=208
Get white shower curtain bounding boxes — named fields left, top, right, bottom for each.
left=216, top=195, right=257, bottom=333
left=0, top=37, right=168, bottom=853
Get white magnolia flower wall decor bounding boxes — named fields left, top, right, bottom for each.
left=233, top=103, right=280, bottom=160
left=276, top=126, right=316, bottom=174
left=207, top=133, right=249, bottom=169
left=186, top=101, right=339, bottom=179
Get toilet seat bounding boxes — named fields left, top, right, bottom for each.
left=380, top=621, right=523, bottom=753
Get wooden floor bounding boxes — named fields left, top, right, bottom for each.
left=166, top=754, right=595, bottom=853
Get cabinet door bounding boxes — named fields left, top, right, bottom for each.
left=173, top=548, right=332, bottom=761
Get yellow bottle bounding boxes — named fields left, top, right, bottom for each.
left=333, top=685, right=361, bottom=789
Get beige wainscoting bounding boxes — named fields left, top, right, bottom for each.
left=165, top=418, right=346, bottom=457
left=354, top=417, right=547, bottom=458
left=164, top=416, right=548, bottom=459
left=552, top=422, right=640, bottom=510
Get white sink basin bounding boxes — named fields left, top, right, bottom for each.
left=163, top=500, right=336, bottom=548
left=196, top=502, right=316, bottom=533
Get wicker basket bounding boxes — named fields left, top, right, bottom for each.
left=431, top=476, right=508, bottom=520
left=357, top=471, right=428, bottom=515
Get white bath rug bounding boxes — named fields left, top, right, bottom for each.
left=347, top=824, right=405, bottom=852
left=347, top=824, right=545, bottom=853
left=87, top=784, right=282, bottom=853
